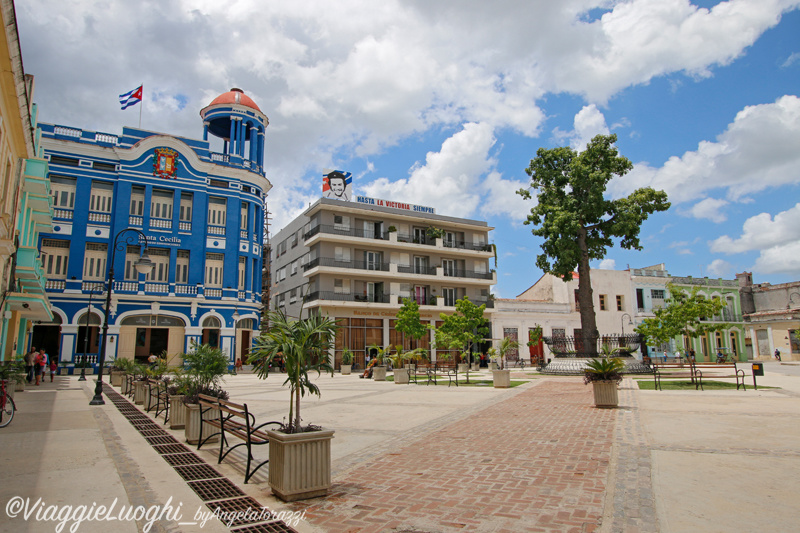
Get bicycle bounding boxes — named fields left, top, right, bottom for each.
left=0, top=379, right=16, bottom=428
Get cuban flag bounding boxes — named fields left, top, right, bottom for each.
left=119, top=85, right=143, bottom=110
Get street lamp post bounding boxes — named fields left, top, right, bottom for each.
left=79, top=283, right=104, bottom=382
left=90, top=228, right=153, bottom=405
left=621, top=313, right=633, bottom=335
left=231, top=309, right=240, bottom=372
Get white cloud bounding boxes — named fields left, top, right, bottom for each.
left=553, top=104, right=611, bottom=151
left=686, top=198, right=729, bottom=223
left=781, top=52, right=800, bottom=68
left=361, top=123, right=495, bottom=217
left=753, top=241, right=800, bottom=275
left=709, top=202, right=800, bottom=253
left=707, top=259, right=732, bottom=277
left=597, top=259, right=616, bottom=270
left=610, top=95, right=800, bottom=203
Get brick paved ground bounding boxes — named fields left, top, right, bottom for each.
left=291, top=380, right=616, bottom=532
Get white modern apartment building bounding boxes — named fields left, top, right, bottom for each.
left=270, top=197, right=496, bottom=368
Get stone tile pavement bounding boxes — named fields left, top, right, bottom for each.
left=290, top=380, right=616, bottom=533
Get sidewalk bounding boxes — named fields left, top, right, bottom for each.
left=1, top=365, right=798, bottom=532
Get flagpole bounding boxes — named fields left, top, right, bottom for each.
left=138, top=85, right=143, bottom=129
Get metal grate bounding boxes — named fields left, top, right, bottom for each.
left=173, top=464, right=224, bottom=481
left=162, top=452, right=205, bottom=467
left=187, top=478, right=246, bottom=501
left=145, top=435, right=180, bottom=446
left=153, top=443, right=191, bottom=455
left=138, top=428, right=169, bottom=437
left=231, top=522, right=298, bottom=533
left=206, top=497, right=267, bottom=528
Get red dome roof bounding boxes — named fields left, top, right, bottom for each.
left=208, top=88, right=262, bottom=113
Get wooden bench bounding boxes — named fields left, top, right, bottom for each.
left=652, top=360, right=704, bottom=391
left=197, top=394, right=282, bottom=484
left=407, top=363, right=458, bottom=386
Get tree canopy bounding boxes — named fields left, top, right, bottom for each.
left=432, top=296, right=489, bottom=382
left=395, top=298, right=428, bottom=345
left=517, top=134, right=670, bottom=354
left=635, top=284, right=728, bottom=348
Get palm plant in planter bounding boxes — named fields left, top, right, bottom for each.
left=181, top=342, right=229, bottom=444
left=368, top=344, right=390, bottom=381
left=340, top=349, right=354, bottom=375
left=584, top=357, right=625, bottom=408
left=249, top=309, right=338, bottom=501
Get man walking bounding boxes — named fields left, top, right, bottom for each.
left=24, top=346, right=36, bottom=383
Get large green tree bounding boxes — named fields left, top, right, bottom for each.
left=432, top=296, right=489, bottom=383
left=395, top=298, right=428, bottom=348
left=517, top=134, right=670, bottom=356
left=635, top=284, right=728, bottom=350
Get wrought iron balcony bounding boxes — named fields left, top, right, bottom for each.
left=305, top=291, right=391, bottom=304
left=303, top=257, right=390, bottom=272
left=304, top=225, right=389, bottom=241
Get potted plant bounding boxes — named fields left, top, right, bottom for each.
left=181, top=342, right=229, bottom=444
left=487, top=348, right=499, bottom=370
left=492, top=337, right=519, bottom=388
left=1, top=360, right=26, bottom=398
left=166, top=369, right=192, bottom=429
left=368, top=344, right=390, bottom=381
left=249, top=309, right=338, bottom=502
left=389, top=349, right=410, bottom=384
left=387, top=225, right=397, bottom=233
left=584, top=357, right=625, bottom=408
left=110, top=357, right=134, bottom=386
left=340, top=349, right=354, bottom=375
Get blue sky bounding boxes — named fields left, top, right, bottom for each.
left=16, top=0, right=800, bottom=298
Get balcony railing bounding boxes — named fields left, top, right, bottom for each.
left=397, top=264, right=437, bottom=276
left=208, top=225, right=225, bottom=235
left=150, top=217, right=172, bottom=230
left=444, top=268, right=493, bottom=280
left=304, top=225, right=389, bottom=241
left=442, top=240, right=492, bottom=252
left=305, top=291, right=391, bottom=304
left=395, top=234, right=436, bottom=247
left=303, top=257, right=390, bottom=272
left=54, top=208, right=73, bottom=220
left=88, top=211, right=111, bottom=223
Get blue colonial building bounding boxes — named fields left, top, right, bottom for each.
left=33, top=88, right=270, bottom=367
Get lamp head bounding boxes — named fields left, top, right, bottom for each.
left=135, top=250, right=155, bottom=275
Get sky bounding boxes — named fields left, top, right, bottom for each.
left=16, top=0, right=800, bottom=298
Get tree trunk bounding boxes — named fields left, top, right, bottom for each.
left=577, top=227, right=598, bottom=357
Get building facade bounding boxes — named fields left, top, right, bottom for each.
left=34, top=88, right=270, bottom=366
left=271, top=197, right=496, bottom=368
left=0, top=0, right=53, bottom=362
left=739, top=273, right=800, bottom=361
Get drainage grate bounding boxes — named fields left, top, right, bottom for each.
left=187, top=478, right=246, bottom=501
left=173, top=464, right=224, bottom=481
left=162, top=452, right=205, bottom=467
left=139, top=428, right=169, bottom=437
left=231, top=522, right=298, bottom=533
left=145, top=435, right=180, bottom=446
left=153, top=443, right=191, bottom=455
left=206, top=497, right=267, bottom=527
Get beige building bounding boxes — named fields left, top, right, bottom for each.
left=270, top=197, right=496, bottom=368
left=739, top=273, right=800, bottom=361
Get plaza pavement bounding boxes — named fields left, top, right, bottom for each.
left=0, top=362, right=798, bottom=532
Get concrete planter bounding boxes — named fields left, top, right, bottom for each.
left=457, top=363, right=469, bottom=373
left=133, top=380, right=147, bottom=404
left=266, top=428, right=335, bottom=502
left=110, top=371, right=123, bottom=387
left=14, top=379, right=25, bottom=392
left=489, top=362, right=498, bottom=371
left=591, top=381, right=619, bottom=408
left=184, top=403, right=220, bottom=445
left=340, top=364, right=352, bottom=375
left=169, top=395, right=186, bottom=429
left=120, top=374, right=130, bottom=395
left=393, top=368, right=409, bottom=384
left=471, top=363, right=480, bottom=372
left=492, top=369, right=511, bottom=388
left=372, top=366, right=387, bottom=381
left=6, top=380, right=17, bottom=400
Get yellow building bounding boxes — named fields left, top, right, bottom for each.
left=0, top=0, right=53, bottom=361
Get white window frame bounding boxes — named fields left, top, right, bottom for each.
left=41, top=239, right=70, bottom=279
left=176, top=250, right=189, bottom=284
left=130, top=186, right=144, bottom=216
left=145, top=248, right=170, bottom=283
left=205, top=253, right=224, bottom=288
left=83, top=243, right=108, bottom=281
left=238, top=257, right=246, bottom=290
left=208, top=197, right=227, bottom=226
left=179, top=193, right=193, bottom=222
left=151, top=189, right=173, bottom=220
left=89, top=181, right=113, bottom=213
left=50, top=176, right=76, bottom=210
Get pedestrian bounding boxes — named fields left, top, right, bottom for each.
left=39, top=349, right=49, bottom=382
left=774, top=348, right=781, bottom=362
left=34, top=349, right=45, bottom=385
left=663, top=349, right=668, bottom=363
left=235, top=358, right=243, bottom=372
left=49, top=356, right=57, bottom=382
left=24, top=346, right=36, bottom=383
